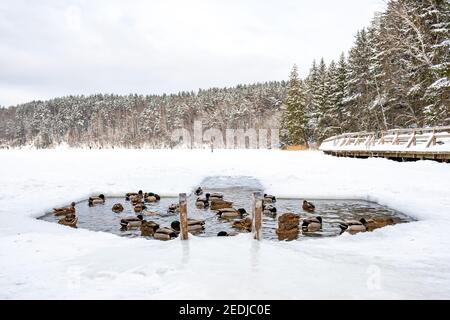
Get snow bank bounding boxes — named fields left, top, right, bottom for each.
left=0, top=149, right=450, bottom=299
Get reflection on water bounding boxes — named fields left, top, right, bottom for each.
left=38, top=176, right=413, bottom=241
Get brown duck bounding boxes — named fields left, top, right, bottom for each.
left=53, top=202, right=76, bottom=216
left=302, top=200, right=315, bottom=212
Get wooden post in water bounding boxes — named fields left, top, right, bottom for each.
left=179, top=193, right=188, bottom=240
left=252, top=191, right=262, bottom=240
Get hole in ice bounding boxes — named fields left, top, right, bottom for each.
left=38, top=176, right=414, bottom=241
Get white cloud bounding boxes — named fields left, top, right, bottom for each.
left=0, top=0, right=386, bottom=106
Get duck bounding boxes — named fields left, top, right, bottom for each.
left=195, top=187, right=203, bottom=196
left=216, top=208, right=247, bottom=219
left=232, top=217, right=252, bottom=232
left=140, top=220, right=160, bottom=237
left=263, top=204, right=277, bottom=218
left=130, top=195, right=143, bottom=206
left=154, top=227, right=178, bottom=241
left=120, top=215, right=144, bottom=230
left=88, top=194, right=105, bottom=206
left=58, top=213, right=78, bottom=228
left=338, top=218, right=367, bottom=234
left=144, top=192, right=161, bottom=203
left=210, top=198, right=233, bottom=210
left=302, top=216, right=322, bottom=232
left=361, top=217, right=395, bottom=231
left=195, top=193, right=210, bottom=208
left=133, top=203, right=147, bottom=213
left=125, top=190, right=143, bottom=201
left=263, top=194, right=277, bottom=204
left=167, top=203, right=180, bottom=213
left=170, top=219, right=205, bottom=233
left=302, top=200, right=315, bottom=212
left=53, top=202, right=76, bottom=216
left=112, top=203, right=124, bottom=213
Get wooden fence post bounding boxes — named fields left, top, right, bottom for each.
left=252, top=191, right=262, bottom=241
left=179, top=193, right=188, bottom=240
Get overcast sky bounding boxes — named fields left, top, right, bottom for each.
left=0, top=0, right=386, bottom=107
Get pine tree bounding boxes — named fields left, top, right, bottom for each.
left=281, top=65, right=309, bottom=146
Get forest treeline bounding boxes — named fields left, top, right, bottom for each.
left=0, top=0, right=448, bottom=148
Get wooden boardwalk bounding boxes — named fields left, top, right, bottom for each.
left=319, top=126, right=450, bottom=162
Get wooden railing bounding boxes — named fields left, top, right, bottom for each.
left=321, top=126, right=450, bottom=150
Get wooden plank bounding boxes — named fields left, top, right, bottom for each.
left=252, top=192, right=262, bottom=240
left=179, top=193, right=188, bottom=240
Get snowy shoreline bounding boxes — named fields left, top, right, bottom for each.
left=1, top=149, right=449, bottom=299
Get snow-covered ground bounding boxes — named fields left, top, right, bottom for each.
left=0, top=149, right=449, bottom=299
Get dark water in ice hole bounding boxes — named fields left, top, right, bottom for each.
left=38, top=176, right=414, bottom=241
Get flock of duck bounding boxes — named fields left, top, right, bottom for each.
left=51, top=187, right=396, bottom=240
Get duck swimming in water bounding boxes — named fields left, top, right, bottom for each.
left=58, top=213, right=78, bottom=228
left=302, top=216, right=322, bottom=232
left=89, top=194, right=105, bottom=206
left=133, top=203, right=147, bottom=213
left=232, top=217, right=252, bottom=232
left=338, top=218, right=367, bottom=234
left=125, top=190, right=143, bottom=201
left=53, top=202, right=76, bottom=216
left=216, top=208, right=247, bottom=219
left=120, top=215, right=144, bottom=230
left=263, top=204, right=277, bottom=218
left=263, top=194, right=277, bottom=204
left=154, top=227, right=178, bottom=241
left=195, top=187, right=203, bottom=196
left=302, top=200, right=315, bottom=212
left=144, top=192, right=161, bottom=203
left=195, top=193, right=210, bottom=208
left=112, top=203, right=124, bottom=213
left=170, top=219, right=205, bottom=233
left=167, top=203, right=180, bottom=213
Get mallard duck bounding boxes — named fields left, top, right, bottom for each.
left=154, top=227, right=178, bottom=241
left=170, top=219, right=205, bottom=233
left=140, top=220, right=160, bottom=237
left=210, top=199, right=233, bottom=210
left=302, top=216, right=322, bottom=232
left=361, top=217, right=395, bottom=231
left=232, top=217, right=252, bottom=232
left=302, top=200, right=315, bottom=212
left=144, top=192, right=161, bottom=203
left=339, top=218, right=367, bottom=234
left=263, top=194, right=276, bottom=204
left=53, top=202, right=76, bottom=216
left=276, top=213, right=300, bottom=240
left=263, top=204, right=277, bottom=217
left=167, top=203, right=180, bottom=213
left=130, top=195, right=143, bottom=206
left=195, top=187, right=203, bottom=196
left=112, top=203, right=124, bottom=213
left=133, top=203, right=147, bottom=213
left=216, top=208, right=247, bottom=219
left=195, top=193, right=210, bottom=208
left=88, top=194, right=105, bottom=206
left=120, top=215, right=144, bottom=230
left=58, top=213, right=78, bottom=228
left=125, top=191, right=142, bottom=201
